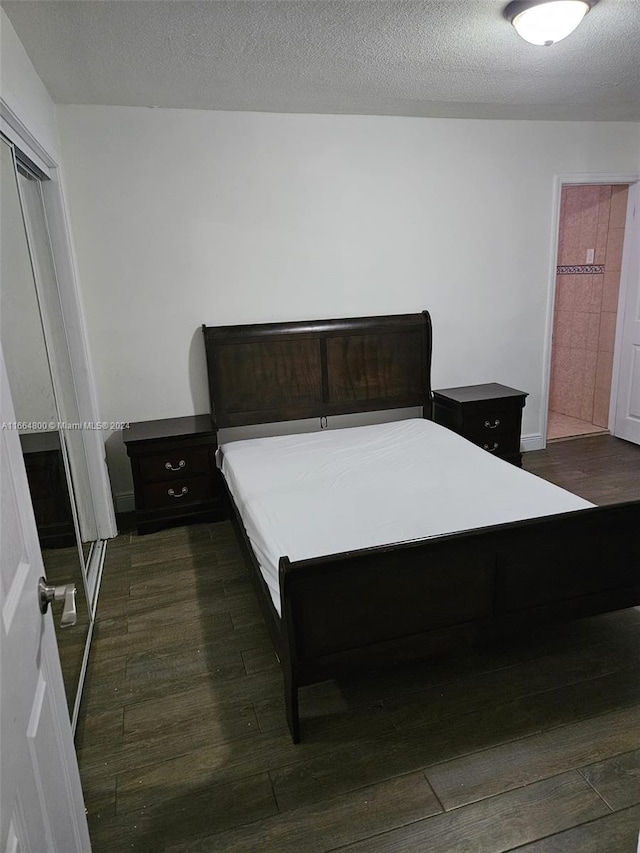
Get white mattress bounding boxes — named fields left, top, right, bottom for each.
left=218, top=419, right=594, bottom=615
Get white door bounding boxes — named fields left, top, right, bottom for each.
left=613, top=183, right=640, bottom=444
left=0, top=344, right=91, bottom=851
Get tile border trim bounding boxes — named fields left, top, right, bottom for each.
left=557, top=265, right=605, bottom=275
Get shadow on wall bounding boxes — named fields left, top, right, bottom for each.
left=102, top=328, right=211, bottom=514
left=189, top=325, right=210, bottom=417
left=105, top=429, right=135, bottom=512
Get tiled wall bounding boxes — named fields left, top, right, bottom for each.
left=550, top=184, right=628, bottom=426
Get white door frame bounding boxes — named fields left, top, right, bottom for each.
left=0, top=97, right=117, bottom=541
left=541, top=171, right=640, bottom=448
left=611, top=181, right=640, bottom=442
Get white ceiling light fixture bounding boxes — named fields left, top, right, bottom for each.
left=504, top=0, right=595, bottom=46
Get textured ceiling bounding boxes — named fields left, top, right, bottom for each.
left=2, top=0, right=639, bottom=121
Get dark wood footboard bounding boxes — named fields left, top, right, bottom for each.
left=276, top=500, right=640, bottom=742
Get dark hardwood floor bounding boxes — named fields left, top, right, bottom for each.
left=77, top=434, right=640, bottom=852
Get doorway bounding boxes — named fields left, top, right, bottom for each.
left=547, top=183, right=629, bottom=441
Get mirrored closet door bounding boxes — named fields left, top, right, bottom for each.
left=0, top=136, right=98, bottom=729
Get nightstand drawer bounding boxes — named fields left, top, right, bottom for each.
left=470, top=434, right=520, bottom=456
left=463, top=408, right=522, bottom=440
left=141, top=475, right=213, bottom=510
left=138, top=447, right=210, bottom=483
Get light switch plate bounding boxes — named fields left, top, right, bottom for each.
left=586, top=248, right=595, bottom=263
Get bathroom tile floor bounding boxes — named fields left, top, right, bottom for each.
left=547, top=410, right=608, bottom=441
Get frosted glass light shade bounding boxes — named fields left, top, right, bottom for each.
left=508, top=1, right=590, bottom=46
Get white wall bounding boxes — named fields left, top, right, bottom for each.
left=55, top=105, right=640, bottom=503
left=0, top=8, right=60, bottom=162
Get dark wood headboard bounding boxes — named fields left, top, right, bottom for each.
left=202, top=311, right=433, bottom=429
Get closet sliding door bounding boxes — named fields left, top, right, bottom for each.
left=19, top=167, right=100, bottom=554
left=0, top=136, right=96, bottom=730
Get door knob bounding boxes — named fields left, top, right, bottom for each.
left=38, top=577, right=77, bottom=627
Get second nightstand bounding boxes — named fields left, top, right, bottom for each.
left=20, top=431, right=76, bottom=548
left=124, top=415, right=225, bottom=535
left=433, top=383, right=528, bottom=467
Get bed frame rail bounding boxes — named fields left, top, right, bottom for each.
left=278, top=500, right=640, bottom=742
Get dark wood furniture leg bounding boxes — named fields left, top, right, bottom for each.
left=283, top=670, right=300, bottom=745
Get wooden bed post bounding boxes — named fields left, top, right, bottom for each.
left=283, top=669, right=300, bottom=744
left=279, top=556, right=301, bottom=743
left=421, top=309, right=434, bottom=420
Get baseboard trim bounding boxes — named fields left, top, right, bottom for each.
left=521, top=433, right=545, bottom=452
left=115, top=491, right=135, bottom=514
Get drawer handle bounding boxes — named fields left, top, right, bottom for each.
left=165, top=460, right=186, bottom=471
left=483, top=442, right=499, bottom=452
left=168, top=486, right=189, bottom=498
left=484, top=419, right=500, bottom=429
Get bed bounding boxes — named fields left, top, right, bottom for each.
left=202, top=311, right=640, bottom=743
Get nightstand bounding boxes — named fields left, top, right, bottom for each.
left=124, top=415, right=225, bottom=535
left=433, top=383, right=528, bottom=467
left=20, top=431, right=76, bottom=548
